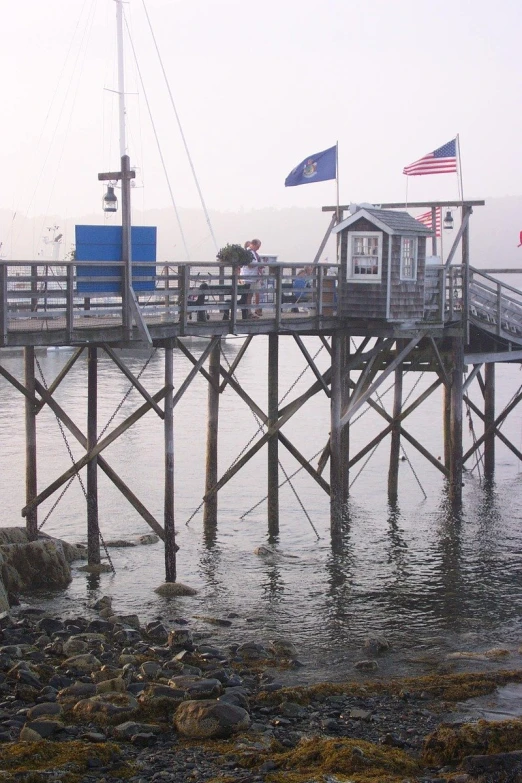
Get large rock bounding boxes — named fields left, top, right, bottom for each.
left=174, top=699, right=250, bottom=738
left=0, top=538, right=71, bottom=596
left=73, top=693, right=139, bottom=724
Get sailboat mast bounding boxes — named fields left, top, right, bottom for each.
left=115, top=0, right=127, bottom=158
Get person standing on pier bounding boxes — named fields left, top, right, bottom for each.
left=240, top=238, right=264, bottom=319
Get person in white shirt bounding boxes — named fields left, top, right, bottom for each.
left=239, top=238, right=264, bottom=319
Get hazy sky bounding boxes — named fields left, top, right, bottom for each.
left=2, top=0, right=521, bottom=234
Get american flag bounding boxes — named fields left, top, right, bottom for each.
left=416, top=208, right=441, bottom=237
left=403, top=139, right=457, bottom=176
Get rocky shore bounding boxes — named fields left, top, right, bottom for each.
left=1, top=596, right=522, bottom=783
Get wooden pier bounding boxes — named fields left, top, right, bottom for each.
left=3, top=199, right=522, bottom=585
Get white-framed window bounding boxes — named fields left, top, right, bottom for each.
left=400, top=236, right=418, bottom=280
left=347, top=232, right=382, bottom=281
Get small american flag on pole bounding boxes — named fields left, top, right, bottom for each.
left=403, top=139, right=457, bottom=176
left=416, top=208, right=441, bottom=237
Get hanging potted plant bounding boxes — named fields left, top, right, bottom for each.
left=216, top=244, right=252, bottom=267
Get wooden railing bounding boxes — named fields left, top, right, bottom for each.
left=0, top=261, right=338, bottom=344
left=468, top=267, right=522, bottom=339
left=0, top=259, right=487, bottom=346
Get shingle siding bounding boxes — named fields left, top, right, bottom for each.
left=337, top=213, right=429, bottom=322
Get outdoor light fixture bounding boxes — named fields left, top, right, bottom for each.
left=103, top=185, right=118, bottom=213
left=443, top=209, right=454, bottom=230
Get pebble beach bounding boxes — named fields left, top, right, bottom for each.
left=2, top=595, right=522, bottom=783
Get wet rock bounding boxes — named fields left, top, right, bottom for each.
left=109, top=614, right=141, bottom=631
left=219, top=689, right=250, bottom=711
left=236, top=642, right=271, bottom=661
left=87, top=619, right=113, bottom=633
left=26, top=702, right=63, bottom=719
left=95, top=676, right=127, bottom=694
left=138, top=684, right=187, bottom=712
left=113, top=720, right=161, bottom=739
left=63, top=637, right=90, bottom=656
left=461, top=750, right=522, bottom=776
left=268, top=638, right=298, bottom=659
left=58, top=681, right=97, bottom=700
left=22, top=718, right=64, bottom=738
left=168, top=628, right=193, bottom=649
left=73, top=692, right=139, bottom=724
left=354, top=659, right=379, bottom=672
left=168, top=676, right=222, bottom=700
left=36, top=617, right=64, bottom=635
left=92, top=595, right=113, bottom=611
left=174, top=699, right=250, bottom=738
left=155, top=582, right=198, bottom=597
left=145, top=621, right=169, bottom=642
left=0, top=539, right=72, bottom=594
left=61, top=653, right=101, bottom=673
left=137, top=534, right=159, bottom=545
left=363, top=635, right=391, bottom=655
left=193, top=615, right=233, bottom=627
left=140, top=661, right=162, bottom=679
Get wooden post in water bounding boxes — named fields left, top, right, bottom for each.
left=341, top=335, right=350, bottom=505
left=25, top=347, right=38, bottom=541
left=203, top=339, right=220, bottom=530
left=388, top=340, right=403, bottom=502
left=449, top=335, right=464, bottom=505
left=87, top=346, right=100, bottom=564
left=330, top=333, right=343, bottom=532
left=443, top=382, right=451, bottom=469
left=484, top=362, right=495, bottom=480
left=268, top=333, right=279, bottom=538
left=164, top=340, right=177, bottom=581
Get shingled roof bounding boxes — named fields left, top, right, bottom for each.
left=333, top=207, right=433, bottom=235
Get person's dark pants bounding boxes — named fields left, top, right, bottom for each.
left=239, top=283, right=250, bottom=319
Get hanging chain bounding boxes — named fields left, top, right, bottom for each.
left=185, top=339, right=325, bottom=529
left=99, top=348, right=157, bottom=439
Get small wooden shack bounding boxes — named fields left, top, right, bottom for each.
left=332, top=206, right=432, bottom=321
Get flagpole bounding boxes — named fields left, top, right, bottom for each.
left=335, top=141, right=340, bottom=263
left=456, top=133, right=464, bottom=202
left=335, top=141, right=340, bottom=222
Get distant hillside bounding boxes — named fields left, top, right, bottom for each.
left=2, top=197, right=521, bottom=268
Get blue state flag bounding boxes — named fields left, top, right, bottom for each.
left=285, top=145, right=337, bottom=187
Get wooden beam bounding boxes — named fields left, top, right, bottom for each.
left=463, top=387, right=522, bottom=462
left=339, top=336, right=422, bottom=427
left=22, top=388, right=168, bottom=516
left=203, top=340, right=220, bottom=529
left=25, top=347, right=38, bottom=540
left=87, top=346, right=100, bottom=565
left=278, top=433, right=330, bottom=494
left=164, top=341, right=177, bottom=580
left=103, top=345, right=164, bottom=418
left=268, top=334, right=279, bottom=536
left=204, top=374, right=331, bottom=500
left=322, top=200, right=485, bottom=211
left=175, top=337, right=213, bottom=384
left=464, top=349, right=522, bottom=364
left=0, top=363, right=39, bottom=402
left=219, top=335, right=253, bottom=392
left=173, top=337, right=218, bottom=408
left=35, top=348, right=84, bottom=414
left=330, top=334, right=343, bottom=529
left=292, top=334, right=331, bottom=396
